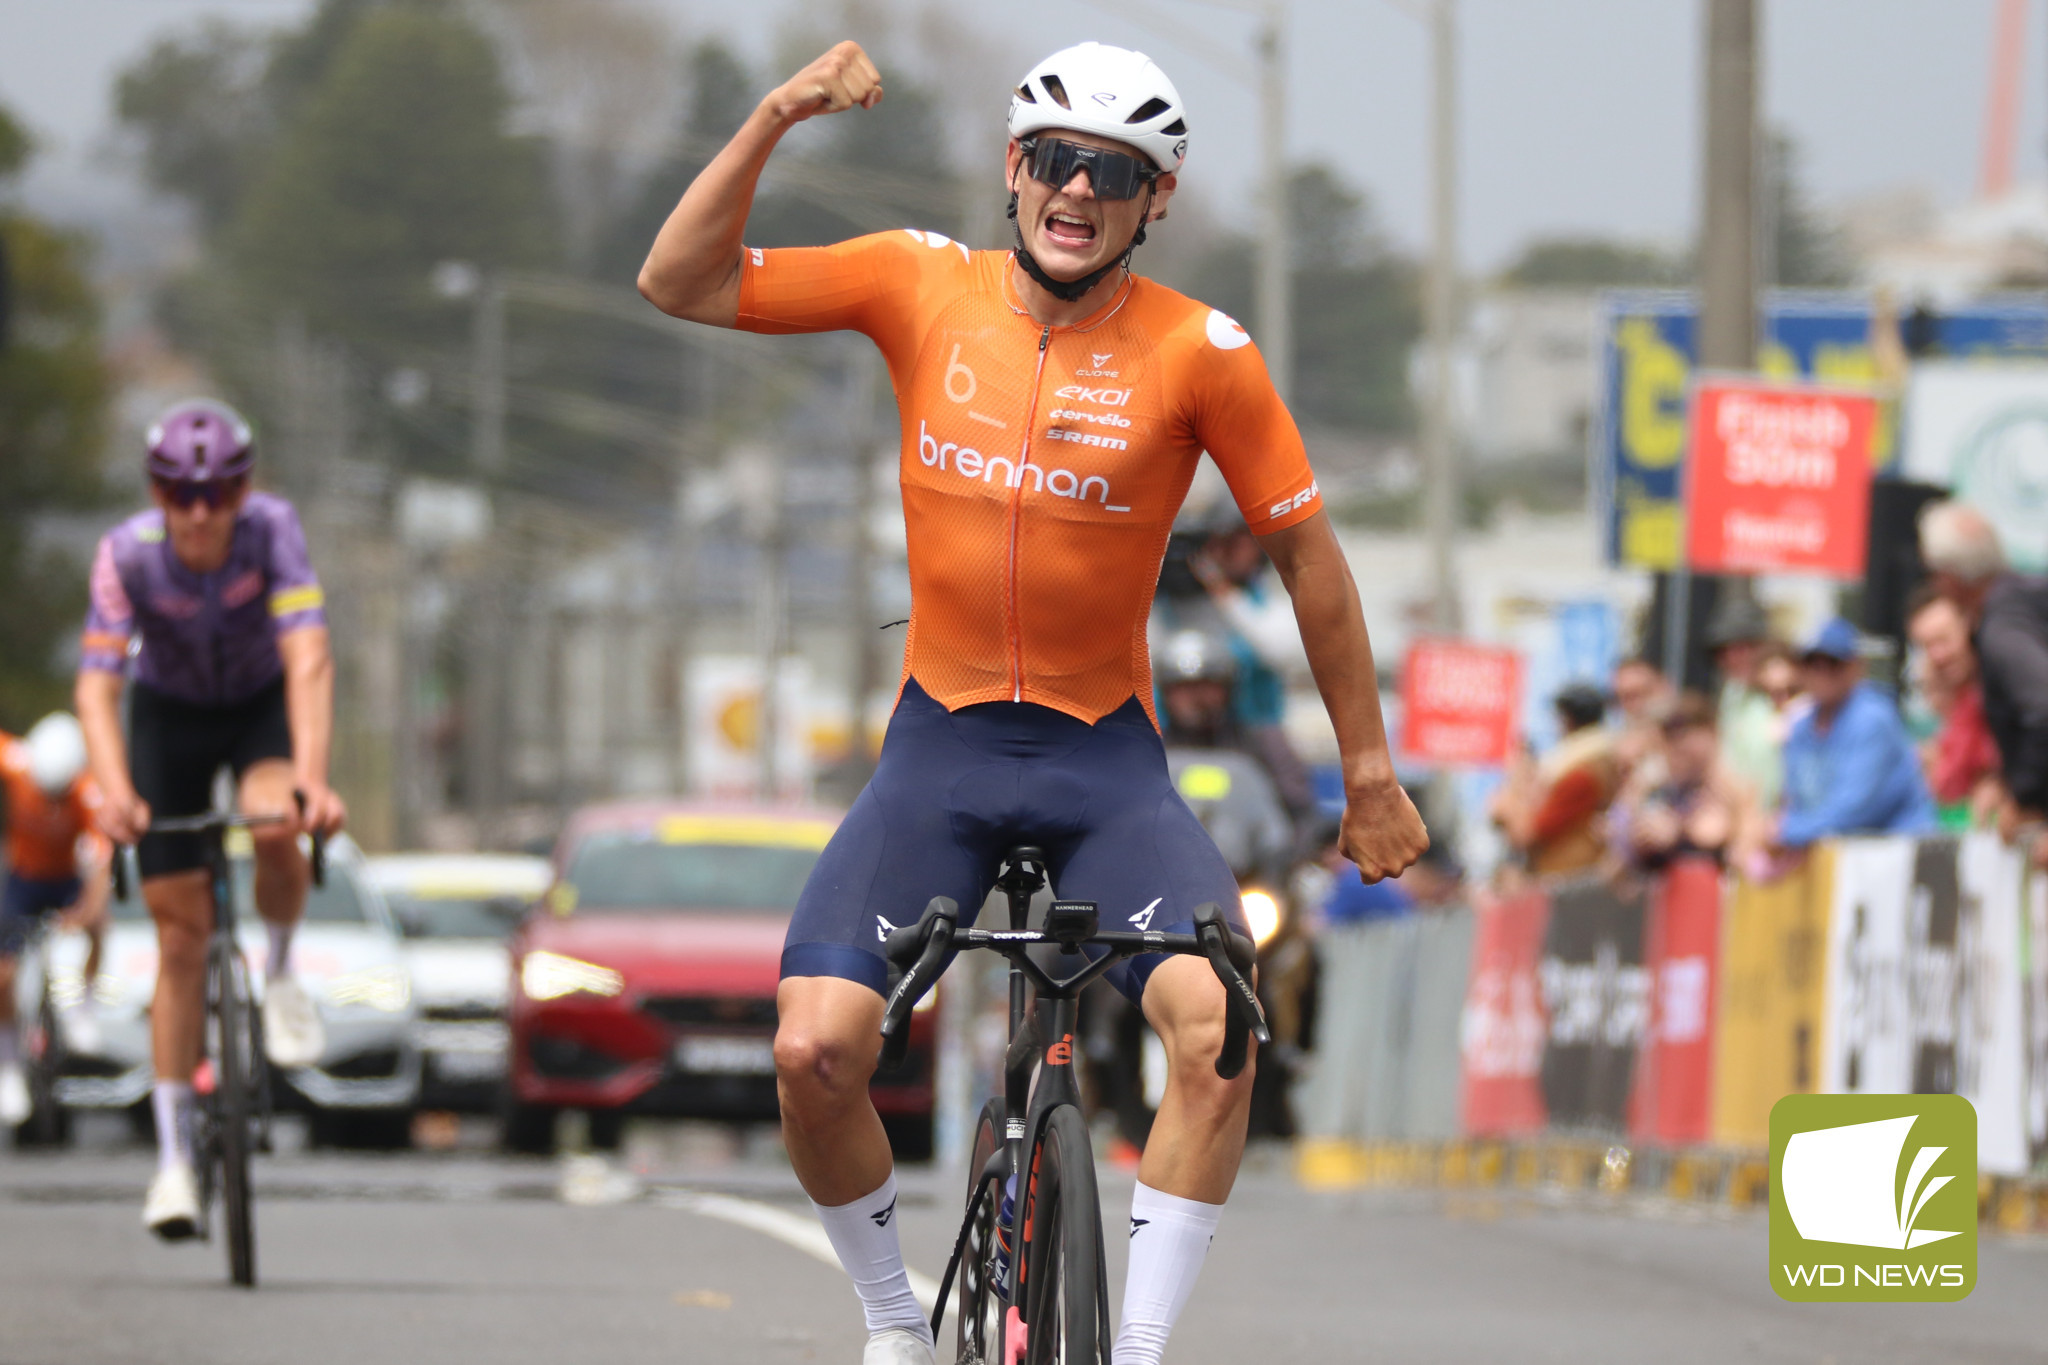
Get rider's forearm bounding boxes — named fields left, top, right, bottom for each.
left=74, top=669, right=133, bottom=800
left=279, top=627, right=334, bottom=792
left=637, top=101, right=798, bottom=325
left=1259, top=514, right=1399, bottom=795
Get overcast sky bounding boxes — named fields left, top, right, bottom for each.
left=0, top=0, right=2030, bottom=269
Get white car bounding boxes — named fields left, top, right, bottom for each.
left=30, top=832, right=422, bottom=1145
left=364, top=852, right=551, bottom=1110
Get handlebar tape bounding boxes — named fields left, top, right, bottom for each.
left=879, top=897, right=959, bottom=1069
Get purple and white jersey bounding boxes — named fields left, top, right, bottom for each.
left=80, top=491, right=327, bottom=706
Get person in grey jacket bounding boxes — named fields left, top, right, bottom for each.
left=1920, top=501, right=2048, bottom=867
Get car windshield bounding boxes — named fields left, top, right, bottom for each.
left=233, top=861, right=372, bottom=924
left=384, top=892, right=528, bottom=940
left=109, top=858, right=371, bottom=924
left=563, top=836, right=821, bottom=913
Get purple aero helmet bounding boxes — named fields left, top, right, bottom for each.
left=145, top=399, right=256, bottom=482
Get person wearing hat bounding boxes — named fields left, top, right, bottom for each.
left=1771, top=618, right=1937, bottom=850
left=1705, top=592, right=1784, bottom=809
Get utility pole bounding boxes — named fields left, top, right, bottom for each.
left=472, top=274, right=508, bottom=475
left=1667, top=0, right=1758, bottom=688
left=1255, top=7, right=1292, bottom=403
left=1421, top=0, right=1461, bottom=633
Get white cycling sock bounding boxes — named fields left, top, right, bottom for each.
left=1114, top=1182, right=1223, bottom=1365
left=265, top=920, right=294, bottom=982
left=811, top=1173, right=932, bottom=1345
left=152, top=1081, right=195, bottom=1171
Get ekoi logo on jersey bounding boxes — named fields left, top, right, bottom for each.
left=917, top=420, right=1133, bottom=513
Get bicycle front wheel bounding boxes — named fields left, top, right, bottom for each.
left=211, top=939, right=258, bottom=1287
left=1020, top=1105, right=1110, bottom=1364
left=956, top=1100, right=1005, bottom=1364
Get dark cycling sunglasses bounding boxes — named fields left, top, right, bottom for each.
left=154, top=475, right=247, bottom=510
left=1020, top=136, right=1159, bottom=202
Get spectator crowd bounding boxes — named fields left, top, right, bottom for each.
left=1489, top=500, right=2048, bottom=883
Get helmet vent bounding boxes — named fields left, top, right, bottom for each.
left=1125, top=98, right=1171, bottom=124
left=1041, top=74, right=1071, bottom=109
left=1160, top=118, right=1186, bottom=136
left=1014, top=84, right=1037, bottom=103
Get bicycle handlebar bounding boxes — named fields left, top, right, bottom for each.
left=877, top=895, right=1271, bottom=1080
left=110, top=800, right=327, bottom=902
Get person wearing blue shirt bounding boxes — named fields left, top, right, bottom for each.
left=1773, top=618, right=1938, bottom=848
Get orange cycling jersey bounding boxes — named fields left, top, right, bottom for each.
left=0, top=732, right=103, bottom=881
left=738, top=230, right=1322, bottom=725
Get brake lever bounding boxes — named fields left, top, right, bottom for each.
left=111, top=846, right=130, bottom=903
left=879, top=898, right=958, bottom=1068
left=293, top=790, right=327, bottom=888
left=1193, top=902, right=1271, bottom=1080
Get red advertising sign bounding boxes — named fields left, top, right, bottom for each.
left=1399, top=640, right=1521, bottom=767
left=1460, top=888, right=1552, bottom=1137
left=1684, top=377, right=1877, bottom=577
left=1628, top=858, right=1722, bottom=1146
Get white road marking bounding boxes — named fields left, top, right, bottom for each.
left=655, top=1189, right=947, bottom=1317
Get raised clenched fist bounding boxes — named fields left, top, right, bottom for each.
left=1340, top=777, right=1430, bottom=885
left=766, top=41, right=883, bottom=125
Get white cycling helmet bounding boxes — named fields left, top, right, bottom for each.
left=24, top=712, right=87, bottom=799
left=1008, top=42, right=1189, bottom=173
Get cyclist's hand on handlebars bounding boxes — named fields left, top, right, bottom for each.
left=98, top=786, right=151, bottom=847
left=766, top=41, right=882, bottom=125
left=296, top=781, right=347, bottom=837
left=1340, top=775, right=1428, bottom=884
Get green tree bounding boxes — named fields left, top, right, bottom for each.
left=229, top=6, right=557, bottom=361
left=599, top=39, right=757, bottom=282
left=1186, top=163, right=1419, bottom=433
left=1766, top=130, right=1851, bottom=287
left=0, top=105, right=112, bottom=727
left=1500, top=236, right=1685, bottom=288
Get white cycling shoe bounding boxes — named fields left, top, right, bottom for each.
left=144, top=1162, right=201, bottom=1241
left=863, top=1327, right=937, bottom=1365
left=60, top=999, right=103, bottom=1057
left=0, top=1062, right=29, bottom=1126
left=263, top=975, right=325, bottom=1070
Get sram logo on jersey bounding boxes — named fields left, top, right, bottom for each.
left=1054, top=385, right=1133, bottom=408
left=917, top=421, right=1132, bottom=512
left=1268, top=480, right=1319, bottom=520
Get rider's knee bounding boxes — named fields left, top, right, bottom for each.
left=247, top=822, right=301, bottom=866
left=774, top=1025, right=874, bottom=1110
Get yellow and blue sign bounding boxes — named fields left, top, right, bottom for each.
left=1595, top=291, right=2048, bottom=569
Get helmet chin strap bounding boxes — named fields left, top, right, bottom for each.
left=1007, top=190, right=1151, bottom=304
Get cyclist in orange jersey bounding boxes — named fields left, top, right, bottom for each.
left=641, top=40, right=1428, bottom=1365
left=0, top=714, right=111, bottom=1125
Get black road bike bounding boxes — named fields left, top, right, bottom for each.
left=112, top=802, right=324, bottom=1288
left=878, top=847, right=1268, bottom=1365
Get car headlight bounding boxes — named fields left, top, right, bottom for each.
left=520, top=950, right=624, bottom=1002
left=326, top=965, right=411, bottom=1013
left=1240, top=889, right=1283, bottom=948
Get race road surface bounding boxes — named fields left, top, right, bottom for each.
left=1, top=1124, right=2041, bottom=1365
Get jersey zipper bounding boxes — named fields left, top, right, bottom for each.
left=1009, top=325, right=1053, bottom=703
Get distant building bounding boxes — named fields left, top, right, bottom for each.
left=1463, top=289, right=1602, bottom=467
left=1844, top=182, right=2048, bottom=302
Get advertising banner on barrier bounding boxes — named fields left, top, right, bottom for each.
left=1538, top=878, right=1649, bottom=1130
left=1399, top=640, right=1522, bottom=768
left=2026, top=870, right=2048, bottom=1170
left=1683, top=379, right=1877, bottom=578
left=1823, top=835, right=2031, bottom=1174
left=1630, top=859, right=1721, bottom=1145
left=1714, top=849, right=1833, bottom=1148
left=1460, top=889, right=1551, bottom=1135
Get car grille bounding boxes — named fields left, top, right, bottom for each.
left=423, top=1003, right=501, bottom=1022
left=640, top=996, right=778, bottom=1030
left=325, top=1048, right=404, bottom=1080
left=528, top=1034, right=627, bottom=1081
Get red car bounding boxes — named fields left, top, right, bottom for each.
left=502, top=801, right=936, bottom=1157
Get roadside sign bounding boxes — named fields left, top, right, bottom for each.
left=1684, top=377, right=1877, bottom=577
left=1399, top=640, right=1521, bottom=767
left=1594, top=292, right=2048, bottom=568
